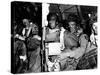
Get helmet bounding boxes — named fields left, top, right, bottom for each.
left=47, top=13, right=59, bottom=22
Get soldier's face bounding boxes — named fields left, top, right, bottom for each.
left=93, top=22, right=97, bottom=34
left=32, top=24, right=39, bottom=34
left=23, top=21, right=30, bottom=27
left=68, top=21, right=76, bottom=33
left=48, top=20, right=56, bottom=29
left=77, top=27, right=83, bottom=35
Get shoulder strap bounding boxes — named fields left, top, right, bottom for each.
left=60, top=27, right=66, bottom=50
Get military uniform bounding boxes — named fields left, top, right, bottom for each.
left=45, top=25, right=65, bottom=71
left=59, top=30, right=88, bottom=71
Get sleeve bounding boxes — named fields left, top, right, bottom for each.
left=60, top=34, right=88, bottom=60
left=79, top=34, right=88, bottom=48
left=64, top=31, right=78, bottom=49
left=68, top=34, right=88, bottom=59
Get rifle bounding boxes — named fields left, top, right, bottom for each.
left=41, top=26, right=49, bottom=72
